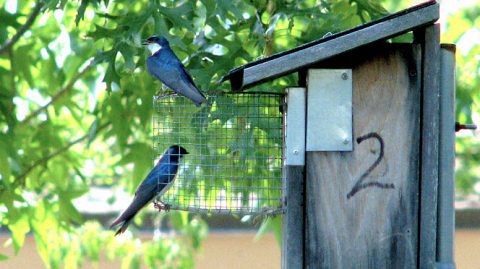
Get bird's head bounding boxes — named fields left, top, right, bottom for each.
left=143, top=35, right=169, bottom=54
left=167, top=145, right=189, bottom=160
left=143, top=35, right=169, bottom=47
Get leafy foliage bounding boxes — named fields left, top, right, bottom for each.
left=0, top=0, right=478, bottom=268
left=441, top=1, right=480, bottom=197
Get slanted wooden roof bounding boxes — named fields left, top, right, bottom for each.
left=223, top=1, right=439, bottom=91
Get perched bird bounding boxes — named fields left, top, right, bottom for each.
left=110, top=145, right=189, bottom=235
left=143, top=35, right=206, bottom=106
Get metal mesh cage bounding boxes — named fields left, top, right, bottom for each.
left=152, top=93, right=285, bottom=215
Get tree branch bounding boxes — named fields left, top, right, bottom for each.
left=0, top=1, right=45, bottom=55
left=14, top=122, right=110, bottom=186
left=8, top=48, right=16, bottom=94
left=22, top=61, right=95, bottom=124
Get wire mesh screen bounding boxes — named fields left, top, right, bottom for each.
left=152, top=93, right=285, bottom=215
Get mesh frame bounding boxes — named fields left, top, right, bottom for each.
left=152, top=93, right=285, bottom=215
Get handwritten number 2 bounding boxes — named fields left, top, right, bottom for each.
left=346, top=132, right=395, bottom=199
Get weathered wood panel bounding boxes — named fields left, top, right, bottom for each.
left=436, top=45, right=456, bottom=267
left=305, top=46, right=421, bottom=268
left=282, top=165, right=305, bottom=269
left=417, top=24, right=441, bottom=269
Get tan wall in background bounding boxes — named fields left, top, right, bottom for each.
left=1, top=230, right=479, bottom=269
left=455, top=230, right=480, bottom=269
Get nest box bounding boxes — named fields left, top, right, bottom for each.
left=223, top=2, right=455, bottom=269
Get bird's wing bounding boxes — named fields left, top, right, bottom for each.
left=178, top=63, right=197, bottom=88
left=177, top=62, right=206, bottom=100
left=136, top=162, right=172, bottom=193
left=159, top=48, right=196, bottom=86
left=113, top=162, right=172, bottom=223
left=146, top=50, right=206, bottom=106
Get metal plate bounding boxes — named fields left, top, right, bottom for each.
left=306, top=69, right=352, bottom=151
left=285, top=87, right=306, bottom=165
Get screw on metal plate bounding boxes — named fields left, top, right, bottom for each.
left=455, top=122, right=477, bottom=132
left=306, top=69, right=352, bottom=152
left=286, top=87, right=306, bottom=165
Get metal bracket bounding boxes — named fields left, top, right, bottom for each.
left=285, top=87, right=306, bottom=165
left=306, top=69, right=353, bottom=151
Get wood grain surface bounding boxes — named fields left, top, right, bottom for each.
left=305, top=45, right=421, bottom=269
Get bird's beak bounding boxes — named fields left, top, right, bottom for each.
left=142, top=40, right=151, bottom=46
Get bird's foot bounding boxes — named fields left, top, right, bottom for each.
left=155, top=91, right=179, bottom=98
left=153, top=201, right=171, bottom=212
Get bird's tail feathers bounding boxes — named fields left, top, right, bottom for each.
left=109, top=215, right=125, bottom=229
left=114, top=219, right=132, bottom=236
left=191, top=90, right=206, bottom=107
left=110, top=200, right=142, bottom=236
left=110, top=214, right=134, bottom=236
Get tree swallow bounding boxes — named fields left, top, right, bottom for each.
left=110, top=145, right=189, bottom=235
left=143, top=35, right=206, bottom=107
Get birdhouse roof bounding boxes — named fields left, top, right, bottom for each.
left=223, top=1, right=439, bottom=91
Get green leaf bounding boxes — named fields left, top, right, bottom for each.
left=158, top=3, right=194, bottom=31
left=87, top=119, right=98, bottom=147
left=76, top=0, right=90, bottom=25
left=129, top=143, right=153, bottom=192
left=13, top=45, right=35, bottom=88
left=8, top=214, right=30, bottom=254
left=88, top=24, right=121, bottom=40
left=200, top=0, right=217, bottom=18
left=170, top=211, right=189, bottom=229
left=255, top=216, right=282, bottom=246
left=94, top=47, right=120, bottom=90
left=0, top=139, right=11, bottom=180
left=0, top=10, right=20, bottom=29
left=117, top=42, right=136, bottom=71
left=188, top=217, right=208, bottom=249
left=108, top=94, right=130, bottom=150
left=59, top=197, right=83, bottom=224
left=0, top=253, right=8, bottom=261
left=104, top=60, right=121, bottom=91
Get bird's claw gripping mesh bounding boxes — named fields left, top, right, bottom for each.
left=153, top=201, right=171, bottom=212
left=153, top=93, right=285, bottom=215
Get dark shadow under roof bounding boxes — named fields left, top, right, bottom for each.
left=223, top=1, right=439, bottom=91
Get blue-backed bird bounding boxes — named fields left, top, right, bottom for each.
left=143, top=35, right=206, bottom=106
left=110, top=145, right=189, bottom=235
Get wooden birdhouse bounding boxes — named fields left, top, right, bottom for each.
left=223, top=2, right=455, bottom=269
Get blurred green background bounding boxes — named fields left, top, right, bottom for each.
left=0, top=0, right=478, bottom=268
